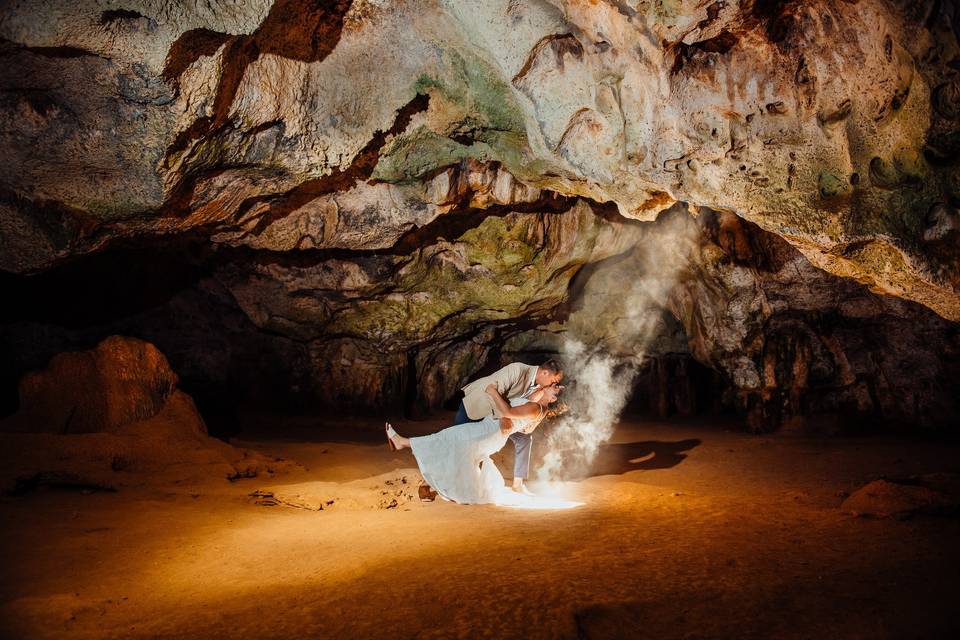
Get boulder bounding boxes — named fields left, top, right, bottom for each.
left=0, top=338, right=295, bottom=492
left=841, top=474, right=960, bottom=519
left=4, top=335, right=177, bottom=434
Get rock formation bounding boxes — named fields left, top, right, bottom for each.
left=1, top=1, right=958, bottom=431
left=5, top=335, right=178, bottom=434
left=0, top=336, right=291, bottom=492
left=507, top=205, right=960, bottom=430
left=842, top=473, right=960, bottom=518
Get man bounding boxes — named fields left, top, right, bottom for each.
left=454, top=358, right=564, bottom=495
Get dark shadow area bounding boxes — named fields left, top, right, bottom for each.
left=0, top=234, right=311, bottom=436
left=623, top=353, right=734, bottom=419
left=0, top=235, right=213, bottom=328
left=573, top=572, right=960, bottom=640
left=585, top=439, right=702, bottom=478
left=232, top=412, right=454, bottom=444
left=511, top=432, right=705, bottom=483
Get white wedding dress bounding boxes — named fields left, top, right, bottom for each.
left=409, top=398, right=582, bottom=509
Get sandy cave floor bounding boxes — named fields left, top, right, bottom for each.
left=1, top=415, right=959, bottom=640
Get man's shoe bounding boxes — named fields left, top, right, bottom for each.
left=512, top=482, right=535, bottom=496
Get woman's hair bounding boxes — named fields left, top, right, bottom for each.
left=544, top=400, right=568, bottom=420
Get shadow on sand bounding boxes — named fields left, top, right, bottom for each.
left=583, top=439, right=702, bottom=478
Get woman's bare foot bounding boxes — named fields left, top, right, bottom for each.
left=385, top=422, right=398, bottom=450
left=385, top=422, right=410, bottom=450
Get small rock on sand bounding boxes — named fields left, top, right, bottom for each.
left=841, top=474, right=960, bottom=519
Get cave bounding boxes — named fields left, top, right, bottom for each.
left=1, top=1, right=959, bottom=638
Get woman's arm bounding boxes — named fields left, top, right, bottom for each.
left=526, top=387, right=546, bottom=403
left=484, top=384, right=542, bottom=420
left=527, top=384, right=563, bottom=405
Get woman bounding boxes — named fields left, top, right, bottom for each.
left=385, top=383, right=561, bottom=505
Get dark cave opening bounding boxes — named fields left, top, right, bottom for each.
left=0, top=235, right=260, bottom=437
left=623, top=354, right=732, bottom=420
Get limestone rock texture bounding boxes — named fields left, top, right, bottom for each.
left=507, top=206, right=960, bottom=430
left=1, top=1, right=959, bottom=431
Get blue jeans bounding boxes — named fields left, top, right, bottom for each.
left=454, top=401, right=532, bottom=480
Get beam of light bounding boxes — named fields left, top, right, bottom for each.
left=499, top=498, right=584, bottom=510
left=537, top=208, right=700, bottom=482
left=495, top=494, right=585, bottom=510
left=493, top=480, right=585, bottom=509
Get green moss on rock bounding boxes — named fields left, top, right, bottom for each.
left=322, top=204, right=627, bottom=345
left=415, top=49, right=526, bottom=134
left=372, top=127, right=483, bottom=183
left=372, top=47, right=547, bottom=185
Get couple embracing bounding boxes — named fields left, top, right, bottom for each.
left=386, top=359, right=564, bottom=505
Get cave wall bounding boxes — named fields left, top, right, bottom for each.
left=502, top=204, right=960, bottom=431
left=0, top=244, right=313, bottom=434
left=0, top=195, right=643, bottom=421
left=681, top=207, right=960, bottom=431
left=4, top=200, right=956, bottom=432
